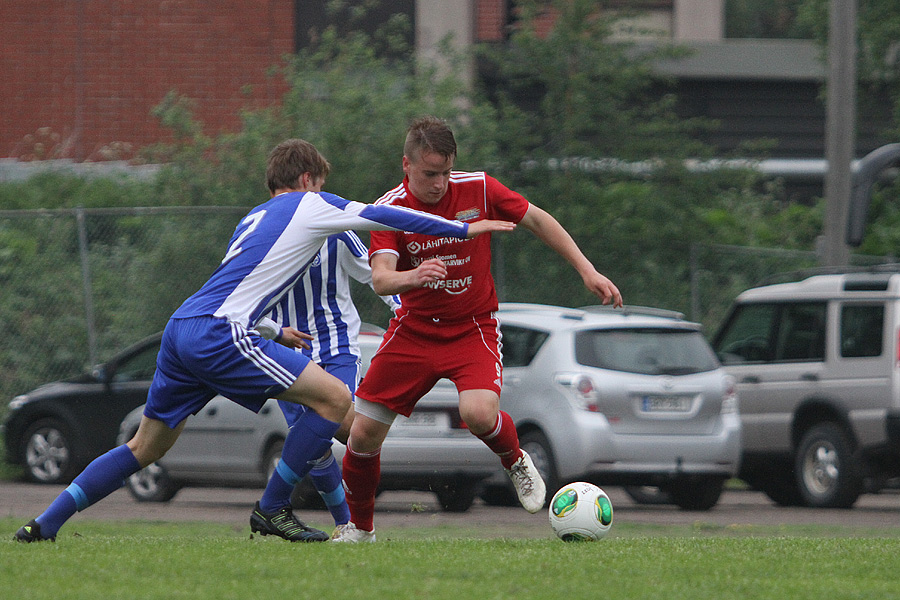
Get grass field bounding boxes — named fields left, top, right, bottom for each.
left=4, top=518, right=900, bottom=599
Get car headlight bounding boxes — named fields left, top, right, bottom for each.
left=554, top=373, right=600, bottom=412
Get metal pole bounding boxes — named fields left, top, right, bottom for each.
left=690, top=243, right=700, bottom=322
left=821, top=0, right=857, bottom=266
left=76, top=207, right=98, bottom=367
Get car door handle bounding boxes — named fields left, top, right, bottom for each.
left=740, top=375, right=760, bottom=384
left=800, top=373, right=819, bottom=381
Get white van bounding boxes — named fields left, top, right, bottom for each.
left=712, top=270, right=900, bottom=508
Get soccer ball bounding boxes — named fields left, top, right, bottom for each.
left=548, top=482, right=613, bottom=541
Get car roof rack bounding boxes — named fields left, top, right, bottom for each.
left=579, top=305, right=686, bottom=320
left=756, top=263, right=900, bottom=286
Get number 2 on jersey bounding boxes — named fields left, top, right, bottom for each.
left=222, top=210, right=266, bottom=264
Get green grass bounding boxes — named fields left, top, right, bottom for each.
left=4, top=519, right=900, bottom=599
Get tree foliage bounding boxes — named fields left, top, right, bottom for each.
left=0, top=0, right=827, bottom=382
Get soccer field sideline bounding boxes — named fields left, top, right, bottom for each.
left=5, top=481, right=900, bottom=536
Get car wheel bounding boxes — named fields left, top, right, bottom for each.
left=667, top=477, right=725, bottom=511
left=125, top=462, right=181, bottom=502
left=263, top=439, right=284, bottom=481
left=741, top=457, right=804, bottom=506
left=21, top=417, right=81, bottom=483
left=519, top=430, right=559, bottom=504
left=794, top=422, right=862, bottom=508
left=758, top=472, right=805, bottom=507
left=623, top=485, right=673, bottom=505
left=478, top=481, right=518, bottom=507
left=290, top=477, right=325, bottom=510
left=434, top=479, right=478, bottom=513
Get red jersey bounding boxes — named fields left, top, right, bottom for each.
left=370, top=171, right=530, bottom=319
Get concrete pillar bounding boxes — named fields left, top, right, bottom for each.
left=416, top=0, right=475, bottom=85
left=673, top=0, right=724, bottom=41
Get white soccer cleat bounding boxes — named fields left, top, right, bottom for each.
left=506, top=450, right=547, bottom=513
left=330, top=522, right=376, bottom=543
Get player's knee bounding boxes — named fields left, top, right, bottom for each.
left=127, top=435, right=168, bottom=467
left=459, top=405, right=496, bottom=435
left=321, top=383, right=351, bottom=422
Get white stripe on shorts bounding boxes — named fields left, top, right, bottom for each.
left=230, top=322, right=296, bottom=388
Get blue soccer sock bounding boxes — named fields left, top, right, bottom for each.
left=259, top=410, right=340, bottom=513
left=309, top=450, right=350, bottom=526
left=35, top=445, right=141, bottom=538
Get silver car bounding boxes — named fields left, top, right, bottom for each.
left=478, top=303, right=742, bottom=511
left=118, top=327, right=498, bottom=512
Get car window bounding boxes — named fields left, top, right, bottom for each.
left=112, top=342, right=160, bottom=382
left=575, top=328, right=719, bottom=375
left=775, top=303, right=826, bottom=361
left=714, top=303, right=778, bottom=364
left=840, top=303, right=884, bottom=358
left=501, top=325, right=549, bottom=367
left=715, top=302, right=826, bottom=364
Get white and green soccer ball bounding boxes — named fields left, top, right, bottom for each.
left=548, top=482, right=613, bottom=541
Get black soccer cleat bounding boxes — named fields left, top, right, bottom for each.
left=14, top=519, right=55, bottom=543
left=250, top=502, right=329, bottom=542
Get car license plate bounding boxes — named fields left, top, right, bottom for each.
left=396, top=412, right=445, bottom=428
left=641, top=395, right=692, bottom=412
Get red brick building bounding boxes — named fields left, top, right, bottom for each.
left=1, top=1, right=294, bottom=161
left=14, top=1, right=813, bottom=165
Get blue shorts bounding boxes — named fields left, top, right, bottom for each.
left=278, top=355, right=359, bottom=426
left=145, top=315, right=312, bottom=428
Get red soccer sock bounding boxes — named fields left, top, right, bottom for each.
left=475, top=411, right=523, bottom=469
left=342, top=444, right=381, bottom=532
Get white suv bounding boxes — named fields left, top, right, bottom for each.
left=479, top=303, right=741, bottom=511
left=712, top=270, right=900, bottom=508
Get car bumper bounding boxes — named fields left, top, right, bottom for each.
left=560, top=413, right=743, bottom=481
left=332, top=437, right=498, bottom=478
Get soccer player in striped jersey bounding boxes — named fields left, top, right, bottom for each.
left=14, top=138, right=514, bottom=543
left=334, top=116, right=622, bottom=543
left=261, top=231, right=399, bottom=534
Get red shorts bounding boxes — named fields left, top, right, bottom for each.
left=356, top=310, right=503, bottom=417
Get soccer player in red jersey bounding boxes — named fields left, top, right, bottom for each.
left=333, top=116, right=623, bottom=542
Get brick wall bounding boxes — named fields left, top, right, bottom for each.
left=476, top=0, right=507, bottom=42
left=1, top=1, right=293, bottom=161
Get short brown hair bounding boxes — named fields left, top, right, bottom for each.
left=265, top=139, right=331, bottom=194
left=403, top=116, right=457, bottom=163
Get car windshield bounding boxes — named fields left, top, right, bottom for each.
left=575, top=328, right=720, bottom=375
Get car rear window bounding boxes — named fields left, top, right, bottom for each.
left=501, top=325, right=550, bottom=367
left=575, top=328, right=720, bottom=375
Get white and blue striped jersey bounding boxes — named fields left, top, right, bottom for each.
left=265, top=231, right=399, bottom=363
left=173, top=190, right=467, bottom=329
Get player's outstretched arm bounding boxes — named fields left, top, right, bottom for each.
left=519, top=204, right=623, bottom=308
left=466, top=219, right=516, bottom=238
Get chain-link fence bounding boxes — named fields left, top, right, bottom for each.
left=0, top=207, right=249, bottom=412
left=1, top=206, right=896, bottom=425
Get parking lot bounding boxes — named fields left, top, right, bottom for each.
left=5, top=482, right=900, bottom=537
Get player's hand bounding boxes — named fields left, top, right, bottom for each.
left=277, top=326, right=314, bottom=350
left=466, top=220, right=516, bottom=238
left=584, top=271, right=624, bottom=308
left=409, top=258, right=447, bottom=288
